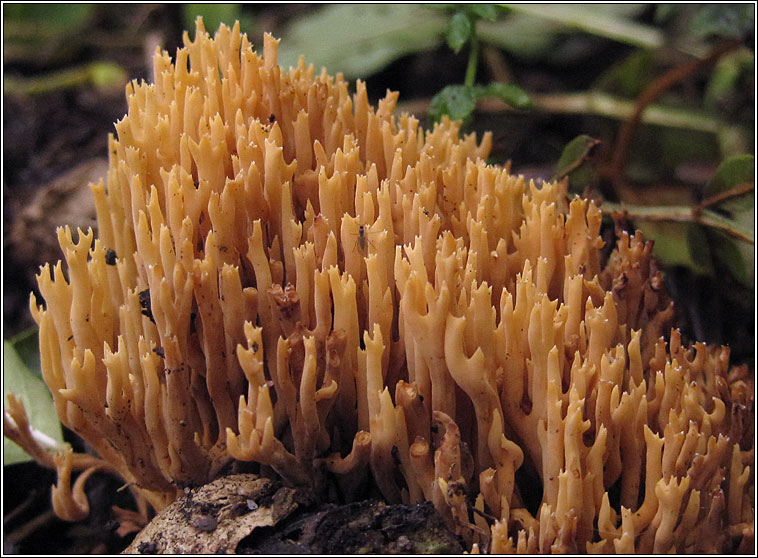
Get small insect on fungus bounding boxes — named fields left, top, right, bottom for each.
left=352, top=223, right=380, bottom=256
left=356, top=224, right=368, bottom=253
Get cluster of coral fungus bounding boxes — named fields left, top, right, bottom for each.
left=12, top=19, right=753, bottom=553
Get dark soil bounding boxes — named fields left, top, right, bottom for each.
left=241, top=499, right=466, bottom=555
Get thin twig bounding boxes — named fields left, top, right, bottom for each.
left=481, top=44, right=513, bottom=84
left=3, top=490, right=42, bottom=527
left=395, top=92, right=744, bottom=139
left=699, top=181, right=754, bottom=210
left=607, top=38, right=742, bottom=186
left=602, top=201, right=754, bottom=244
left=6, top=510, right=57, bottom=545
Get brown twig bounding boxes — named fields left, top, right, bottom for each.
left=603, top=202, right=754, bottom=244
left=607, top=38, right=743, bottom=187
left=698, top=181, right=754, bottom=210
left=3, top=490, right=42, bottom=527
left=5, top=510, right=56, bottom=545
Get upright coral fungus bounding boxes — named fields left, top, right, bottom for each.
left=5, top=19, right=753, bottom=553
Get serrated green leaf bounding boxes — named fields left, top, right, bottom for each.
left=554, top=135, right=601, bottom=180
left=479, top=82, right=532, bottom=109
left=428, top=84, right=478, bottom=123
left=3, top=340, right=64, bottom=465
left=446, top=12, right=472, bottom=53
left=705, top=154, right=754, bottom=196
left=277, top=5, right=447, bottom=79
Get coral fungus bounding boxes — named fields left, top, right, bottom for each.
left=7, top=19, right=753, bottom=553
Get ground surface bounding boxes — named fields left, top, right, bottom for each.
left=125, top=474, right=465, bottom=555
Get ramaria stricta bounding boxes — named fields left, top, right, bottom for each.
left=5, top=19, right=754, bottom=553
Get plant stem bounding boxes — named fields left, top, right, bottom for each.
left=397, top=92, right=746, bottom=140
left=528, top=92, right=729, bottom=134
left=4, top=66, right=91, bottom=96
left=602, top=201, right=754, bottom=244
left=700, top=182, right=754, bottom=209
left=464, top=32, right=479, bottom=87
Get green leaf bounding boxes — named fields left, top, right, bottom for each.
left=4, top=3, right=93, bottom=29
left=654, top=4, right=682, bottom=24
left=479, top=5, right=651, bottom=60
left=428, top=84, right=478, bottom=123
left=704, top=160, right=755, bottom=289
left=478, top=82, right=532, bottom=108
left=705, top=49, right=754, bottom=112
left=465, top=4, right=501, bottom=22
left=689, top=4, right=754, bottom=40
left=478, top=14, right=561, bottom=59
left=183, top=4, right=242, bottom=35
left=705, top=154, right=754, bottom=287
left=3, top=340, right=64, bottom=466
left=3, top=5, right=96, bottom=64
left=89, top=61, right=128, bottom=91
left=277, top=5, right=447, bottom=79
left=554, top=135, right=601, bottom=180
left=446, top=12, right=472, bottom=53
left=497, top=4, right=664, bottom=50
left=8, top=327, right=42, bottom=378
left=637, top=222, right=714, bottom=276
left=705, top=154, right=754, bottom=197
left=596, top=50, right=656, bottom=98
left=709, top=228, right=754, bottom=288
